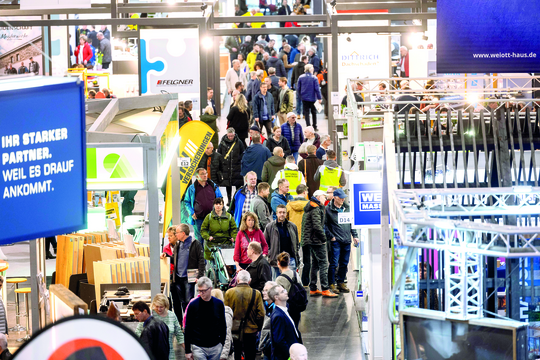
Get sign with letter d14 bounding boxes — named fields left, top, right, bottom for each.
left=349, top=171, right=383, bottom=228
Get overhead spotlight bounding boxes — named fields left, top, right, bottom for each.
left=422, top=35, right=429, bottom=41
left=347, top=37, right=351, bottom=42
left=201, top=3, right=208, bottom=10
left=330, top=0, right=337, bottom=7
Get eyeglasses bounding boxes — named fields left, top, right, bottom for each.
left=198, top=288, right=211, bottom=293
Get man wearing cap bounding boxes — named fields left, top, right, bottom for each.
left=28, top=56, right=40, bottom=75
left=280, top=112, right=304, bottom=162
left=307, top=47, right=320, bottom=75
left=301, top=190, right=337, bottom=298
left=325, top=189, right=359, bottom=294
left=249, top=125, right=267, bottom=146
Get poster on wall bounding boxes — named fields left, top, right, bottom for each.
left=337, top=32, right=389, bottom=101
left=0, top=22, right=43, bottom=76
left=140, top=28, right=200, bottom=95
left=437, top=0, right=540, bottom=73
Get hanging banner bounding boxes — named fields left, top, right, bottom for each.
left=437, top=0, right=540, bottom=73
left=349, top=171, right=383, bottom=228
left=140, top=28, right=200, bottom=95
left=0, top=21, right=43, bottom=76
left=162, top=121, right=214, bottom=233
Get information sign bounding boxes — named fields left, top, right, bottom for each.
left=349, top=171, right=383, bottom=228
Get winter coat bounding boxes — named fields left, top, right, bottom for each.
left=325, top=200, right=359, bottom=244
left=201, top=210, right=238, bottom=260
left=265, top=56, right=286, bottom=77
left=225, top=68, right=242, bottom=93
left=74, top=43, right=93, bottom=64
left=263, top=220, right=299, bottom=265
left=234, top=228, right=269, bottom=264
left=297, top=73, right=322, bottom=103
left=222, top=306, right=235, bottom=360
left=99, top=37, right=112, bottom=63
left=298, top=154, right=324, bottom=199
left=291, top=62, right=306, bottom=89
left=139, top=316, right=170, bottom=360
left=280, top=122, right=304, bottom=153
left=309, top=54, right=320, bottom=73
left=225, top=36, right=241, bottom=56
left=241, top=144, right=272, bottom=180
left=184, top=180, right=223, bottom=225
left=269, top=75, right=280, bottom=88
left=218, top=134, right=246, bottom=188
left=303, top=133, right=321, bottom=149
left=278, top=88, right=294, bottom=114
left=262, top=156, right=286, bottom=188
left=270, top=190, right=293, bottom=216
left=267, top=85, right=280, bottom=113
left=286, top=196, right=309, bottom=237
left=227, top=106, right=251, bottom=141
left=301, top=197, right=327, bottom=246
left=246, top=78, right=261, bottom=103
left=250, top=195, right=273, bottom=232
left=196, top=151, right=224, bottom=185
left=178, top=114, right=190, bottom=129
left=266, top=136, right=291, bottom=157
left=200, top=114, right=220, bottom=149
left=229, top=185, right=257, bottom=226
left=313, top=159, right=347, bottom=188
left=247, top=51, right=259, bottom=71
left=252, top=91, right=275, bottom=122
left=246, top=255, right=273, bottom=293
left=225, top=284, right=266, bottom=332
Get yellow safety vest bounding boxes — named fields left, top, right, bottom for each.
left=281, top=169, right=303, bottom=196
left=319, top=166, right=343, bottom=191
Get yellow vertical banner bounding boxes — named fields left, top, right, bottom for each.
left=161, top=121, right=214, bottom=234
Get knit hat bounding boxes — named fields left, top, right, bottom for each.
left=250, top=125, right=261, bottom=132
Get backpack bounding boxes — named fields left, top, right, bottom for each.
left=279, top=273, right=308, bottom=313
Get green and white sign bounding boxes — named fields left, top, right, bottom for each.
left=87, top=147, right=144, bottom=190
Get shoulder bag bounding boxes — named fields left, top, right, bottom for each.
left=231, top=289, right=256, bottom=342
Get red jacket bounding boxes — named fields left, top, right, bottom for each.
left=399, top=53, right=409, bottom=77
left=234, top=228, right=269, bottom=264
left=75, top=43, right=93, bottom=64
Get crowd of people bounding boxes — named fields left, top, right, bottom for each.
left=73, top=25, right=112, bottom=70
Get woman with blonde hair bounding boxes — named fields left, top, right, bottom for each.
left=200, top=105, right=219, bottom=148
left=227, top=93, right=251, bottom=144
left=136, top=294, right=184, bottom=359
left=233, top=211, right=269, bottom=270
left=211, top=289, right=234, bottom=360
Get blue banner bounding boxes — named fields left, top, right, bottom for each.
left=0, top=78, right=87, bottom=245
left=437, top=0, right=540, bottom=73
left=352, top=182, right=382, bottom=228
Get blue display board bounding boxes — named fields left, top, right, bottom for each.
left=437, top=0, right=540, bottom=73
left=349, top=171, right=383, bottom=228
left=0, top=77, right=86, bottom=245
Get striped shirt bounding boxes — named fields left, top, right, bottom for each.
left=136, top=310, right=184, bottom=360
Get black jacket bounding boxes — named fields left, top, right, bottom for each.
left=298, top=155, right=324, bottom=199
left=179, top=114, right=189, bottom=129
left=227, top=106, right=251, bottom=140
left=301, top=198, right=326, bottom=246
left=264, top=220, right=299, bottom=265
left=196, top=151, right=224, bottom=185
left=266, top=135, right=291, bottom=156
left=172, top=236, right=206, bottom=282
left=271, top=306, right=302, bottom=360
left=267, top=85, right=280, bottom=113
left=246, top=254, right=272, bottom=292
left=325, top=200, right=359, bottom=244
left=291, top=62, right=306, bottom=89
left=140, top=316, right=170, bottom=360
left=0, top=349, right=12, bottom=360
left=217, top=134, right=246, bottom=188
left=277, top=5, right=291, bottom=27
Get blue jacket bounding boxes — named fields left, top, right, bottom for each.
left=252, top=91, right=275, bottom=122
left=241, top=144, right=272, bottom=180
left=266, top=57, right=286, bottom=77
left=270, top=190, right=293, bottom=219
left=297, top=73, right=322, bottom=103
left=246, top=78, right=261, bottom=103
left=184, top=180, right=222, bottom=225
left=289, top=48, right=299, bottom=65
left=325, top=200, right=358, bottom=244
left=280, top=122, right=304, bottom=153
left=270, top=306, right=302, bottom=360
left=229, top=185, right=257, bottom=226
left=309, top=54, right=320, bottom=73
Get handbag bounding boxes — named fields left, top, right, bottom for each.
left=231, top=289, right=256, bottom=342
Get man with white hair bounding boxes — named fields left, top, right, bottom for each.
left=97, top=32, right=112, bottom=69
left=398, top=45, right=409, bottom=77
left=184, top=277, right=227, bottom=360
left=290, top=343, right=308, bottom=360
left=226, top=60, right=242, bottom=95
left=316, top=134, right=331, bottom=160
left=303, top=126, right=321, bottom=148
left=307, top=46, right=320, bottom=74
left=225, top=269, right=265, bottom=360
left=297, top=64, right=322, bottom=131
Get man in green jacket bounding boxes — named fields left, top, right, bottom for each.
left=301, top=190, right=337, bottom=298
left=277, top=77, right=294, bottom=125
left=262, top=147, right=286, bottom=192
